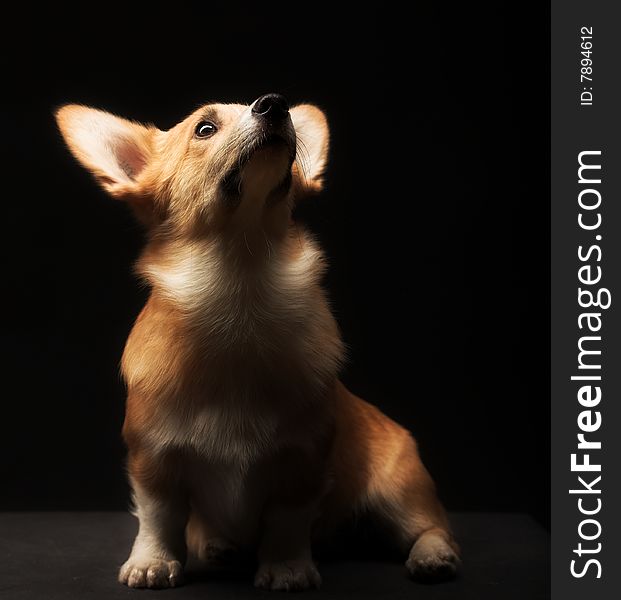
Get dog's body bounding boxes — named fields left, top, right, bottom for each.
left=56, top=95, right=459, bottom=591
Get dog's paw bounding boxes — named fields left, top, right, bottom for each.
left=118, top=557, right=183, bottom=588
left=254, top=559, right=321, bottom=592
left=406, top=532, right=460, bottom=582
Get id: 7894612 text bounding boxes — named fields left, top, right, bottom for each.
left=580, top=26, right=593, bottom=107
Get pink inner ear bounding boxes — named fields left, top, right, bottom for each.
left=114, top=138, right=147, bottom=180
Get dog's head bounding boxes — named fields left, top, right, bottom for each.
left=55, top=94, right=328, bottom=239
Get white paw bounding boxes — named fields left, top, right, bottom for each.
left=118, top=557, right=183, bottom=588
left=406, top=532, right=460, bottom=581
left=254, top=559, right=321, bottom=592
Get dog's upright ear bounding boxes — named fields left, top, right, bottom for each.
left=55, top=105, right=155, bottom=200
left=290, top=105, right=330, bottom=193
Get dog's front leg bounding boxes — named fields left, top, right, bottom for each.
left=119, top=477, right=188, bottom=589
left=254, top=502, right=321, bottom=592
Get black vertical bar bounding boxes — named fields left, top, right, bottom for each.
left=552, top=1, right=621, bottom=598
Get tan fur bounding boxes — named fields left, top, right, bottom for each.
left=55, top=96, right=459, bottom=591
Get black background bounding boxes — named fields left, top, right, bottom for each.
left=0, top=4, right=550, bottom=528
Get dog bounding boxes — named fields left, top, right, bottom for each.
left=55, top=94, right=460, bottom=591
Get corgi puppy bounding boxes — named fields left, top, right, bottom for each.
left=55, top=94, right=460, bottom=591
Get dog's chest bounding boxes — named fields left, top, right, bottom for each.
left=139, top=241, right=334, bottom=456
left=144, top=240, right=323, bottom=347
left=132, top=237, right=342, bottom=497
left=149, top=400, right=282, bottom=465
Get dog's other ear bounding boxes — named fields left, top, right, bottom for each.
left=55, top=105, right=155, bottom=199
left=291, top=104, right=329, bottom=193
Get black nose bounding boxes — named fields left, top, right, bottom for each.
left=252, top=93, right=289, bottom=120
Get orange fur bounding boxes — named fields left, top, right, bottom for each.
left=55, top=95, right=459, bottom=591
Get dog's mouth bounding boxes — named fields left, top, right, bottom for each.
left=220, top=133, right=295, bottom=203
left=242, top=132, right=295, bottom=166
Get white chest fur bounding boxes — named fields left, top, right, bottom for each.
left=132, top=232, right=343, bottom=465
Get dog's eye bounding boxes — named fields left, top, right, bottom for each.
left=195, top=121, right=217, bottom=138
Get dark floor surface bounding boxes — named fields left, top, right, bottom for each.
left=0, top=512, right=549, bottom=600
